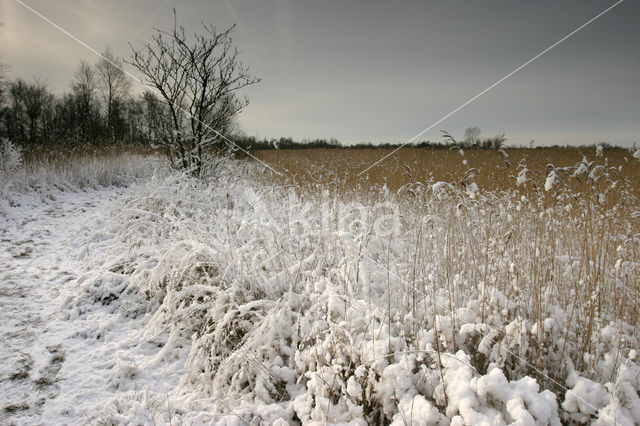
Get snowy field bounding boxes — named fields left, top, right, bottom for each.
left=1, top=147, right=639, bottom=425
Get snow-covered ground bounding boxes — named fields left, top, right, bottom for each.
left=1, top=152, right=639, bottom=425
left=0, top=186, right=130, bottom=424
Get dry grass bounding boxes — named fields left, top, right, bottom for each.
left=254, top=146, right=640, bottom=199
left=4, top=144, right=164, bottom=191
left=253, top=145, right=640, bottom=395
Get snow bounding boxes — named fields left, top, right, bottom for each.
left=0, top=185, right=133, bottom=423
left=1, top=155, right=639, bottom=424
left=0, top=138, right=22, bottom=172
left=573, top=157, right=591, bottom=177
left=544, top=169, right=558, bottom=191
left=431, top=181, right=454, bottom=194
left=516, top=167, right=529, bottom=186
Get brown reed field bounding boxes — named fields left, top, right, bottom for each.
left=255, top=145, right=640, bottom=350
left=255, top=146, right=640, bottom=199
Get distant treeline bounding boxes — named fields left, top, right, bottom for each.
left=232, top=135, right=508, bottom=151
left=0, top=50, right=238, bottom=152
left=0, top=51, right=147, bottom=148
left=233, top=135, right=624, bottom=152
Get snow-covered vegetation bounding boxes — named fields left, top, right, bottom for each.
left=0, top=137, right=22, bottom=173
left=1, top=147, right=639, bottom=424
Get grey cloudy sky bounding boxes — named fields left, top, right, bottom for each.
left=1, top=0, right=639, bottom=146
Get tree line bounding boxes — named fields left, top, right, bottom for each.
left=231, top=130, right=507, bottom=152
left=0, top=48, right=167, bottom=147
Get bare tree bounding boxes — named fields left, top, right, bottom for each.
left=141, top=90, right=170, bottom=144
left=0, top=60, right=8, bottom=103
left=96, top=47, right=131, bottom=140
left=5, top=79, right=53, bottom=144
left=463, top=127, right=481, bottom=147
left=7, top=80, right=27, bottom=142
left=22, top=80, right=52, bottom=144
left=72, top=60, right=99, bottom=141
left=0, top=60, right=9, bottom=136
left=128, top=11, right=260, bottom=176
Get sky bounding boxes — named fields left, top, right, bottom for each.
left=1, top=0, right=639, bottom=147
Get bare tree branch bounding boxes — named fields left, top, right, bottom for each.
left=127, top=10, right=259, bottom=176
left=96, top=47, right=131, bottom=141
